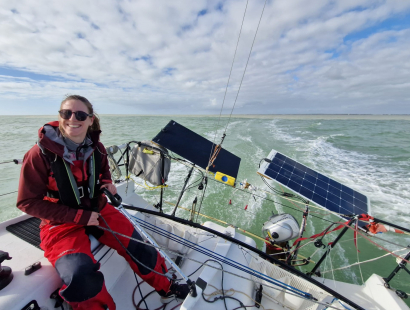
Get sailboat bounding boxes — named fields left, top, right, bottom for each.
left=1, top=119, right=409, bottom=310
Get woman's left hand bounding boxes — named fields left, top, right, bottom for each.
left=101, top=183, right=117, bottom=195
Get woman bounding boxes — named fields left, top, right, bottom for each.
left=17, top=95, right=188, bottom=310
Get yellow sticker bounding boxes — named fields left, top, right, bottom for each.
left=142, top=148, right=155, bottom=155
left=215, top=172, right=236, bottom=187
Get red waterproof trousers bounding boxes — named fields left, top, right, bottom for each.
left=40, top=203, right=171, bottom=310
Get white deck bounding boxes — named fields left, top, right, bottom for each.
left=0, top=181, right=408, bottom=310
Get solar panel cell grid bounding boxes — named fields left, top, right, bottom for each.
left=262, top=151, right=368, bottom=215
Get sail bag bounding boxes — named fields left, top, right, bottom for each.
left=128, top=141, right=170, bottom=186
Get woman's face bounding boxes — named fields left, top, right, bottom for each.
left=59, top=99, right=94, bottom=143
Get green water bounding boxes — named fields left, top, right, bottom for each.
left=1, top=115, right=409, bottom=302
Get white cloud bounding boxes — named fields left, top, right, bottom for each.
left=0, top=0, right=409, bottom=114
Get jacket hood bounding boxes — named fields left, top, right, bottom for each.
left=37, top=121, right=102, bottom=163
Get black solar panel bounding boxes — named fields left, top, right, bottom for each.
left=258, top=150, right=368, bottom=215
left=152, top=120, right=241, bottom=179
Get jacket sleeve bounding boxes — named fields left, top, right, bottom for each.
left=16, top=145, right=92, bottom=225
left=98, top=142, right=112, bottom=185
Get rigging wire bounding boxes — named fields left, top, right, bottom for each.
left=206, top=176, right=336, bottom=224
left=171, top=156, right=339, bottom=220
left=222, top=0, right=268, bottom=136
left=322, top=247, right=409, bottom=274
left=208, top=0, right=249, bottom=162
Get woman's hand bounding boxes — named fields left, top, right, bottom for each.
left=87, top=212, right=100, bottom=226
left=101, top=183, right=117, bottom=195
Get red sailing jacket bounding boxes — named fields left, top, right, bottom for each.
left=16, top=121, right=112, bottom=227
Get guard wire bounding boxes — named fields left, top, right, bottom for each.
left=0, top=190, right=18, bottom=197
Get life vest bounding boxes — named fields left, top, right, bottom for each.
left=42, top=148, right=102, bottom=211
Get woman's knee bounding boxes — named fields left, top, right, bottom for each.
left=55, top=253, right=104, bottom=302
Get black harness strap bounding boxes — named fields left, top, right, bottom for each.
left=50, top=155, right=83, bottom=208
left=42, top=147, right=102, bottom=210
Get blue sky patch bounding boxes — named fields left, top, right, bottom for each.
left=344, top=12, right=410, bottom=43
left=0, top=67, right=62, bottom=81
left=198, top=9, right=207, bottom=17
left=325, top=48, right=342, bottom=59
left=91, top=23, right=100, bottom=30
left=215, top=2, right=223, bottom=11
left=163, top=67, right=176, bottom=76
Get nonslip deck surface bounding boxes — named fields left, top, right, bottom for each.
left=6, top=216, right=42, bottom=249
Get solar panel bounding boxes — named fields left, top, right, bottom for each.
left=152, top=120, right=241, bottom=181
left=257, top=150, right=370, bottom=216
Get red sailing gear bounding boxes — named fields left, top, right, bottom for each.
left=18, top=122, right=171, bottom=309
left=41, top=204, right=170, bottom=310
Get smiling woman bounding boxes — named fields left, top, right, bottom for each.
left=58, top=95, right=99, bottom=144
left=14, top=94, right=189, bottom=309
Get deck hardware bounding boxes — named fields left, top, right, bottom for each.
left=255, top=284, right=263, bottom=308
left=395, top=290, right=408, bottom=299
left=20, top=300, right=40, bottom=310
left=308, top=218, right=355, bottom=277
left=172, top=165, right=195, bottom=216
left=50, top=288, right=65, bottom=308
left=0, top=250, right=13, bottom=290
left=24, top=261, right=42, bottom=276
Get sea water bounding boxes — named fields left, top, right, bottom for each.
left=1, top=115, right=409, bottom=300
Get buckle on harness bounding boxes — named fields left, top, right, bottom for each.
left=78, top=186, right=84, bottom=198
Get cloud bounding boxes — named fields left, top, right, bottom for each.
left=0, top=0, right=409, bottom=114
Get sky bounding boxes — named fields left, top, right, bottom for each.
left=0, top=0, right=409, bottom=115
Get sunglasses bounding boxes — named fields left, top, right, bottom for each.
left=59, top=109, right=93, bottom=121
